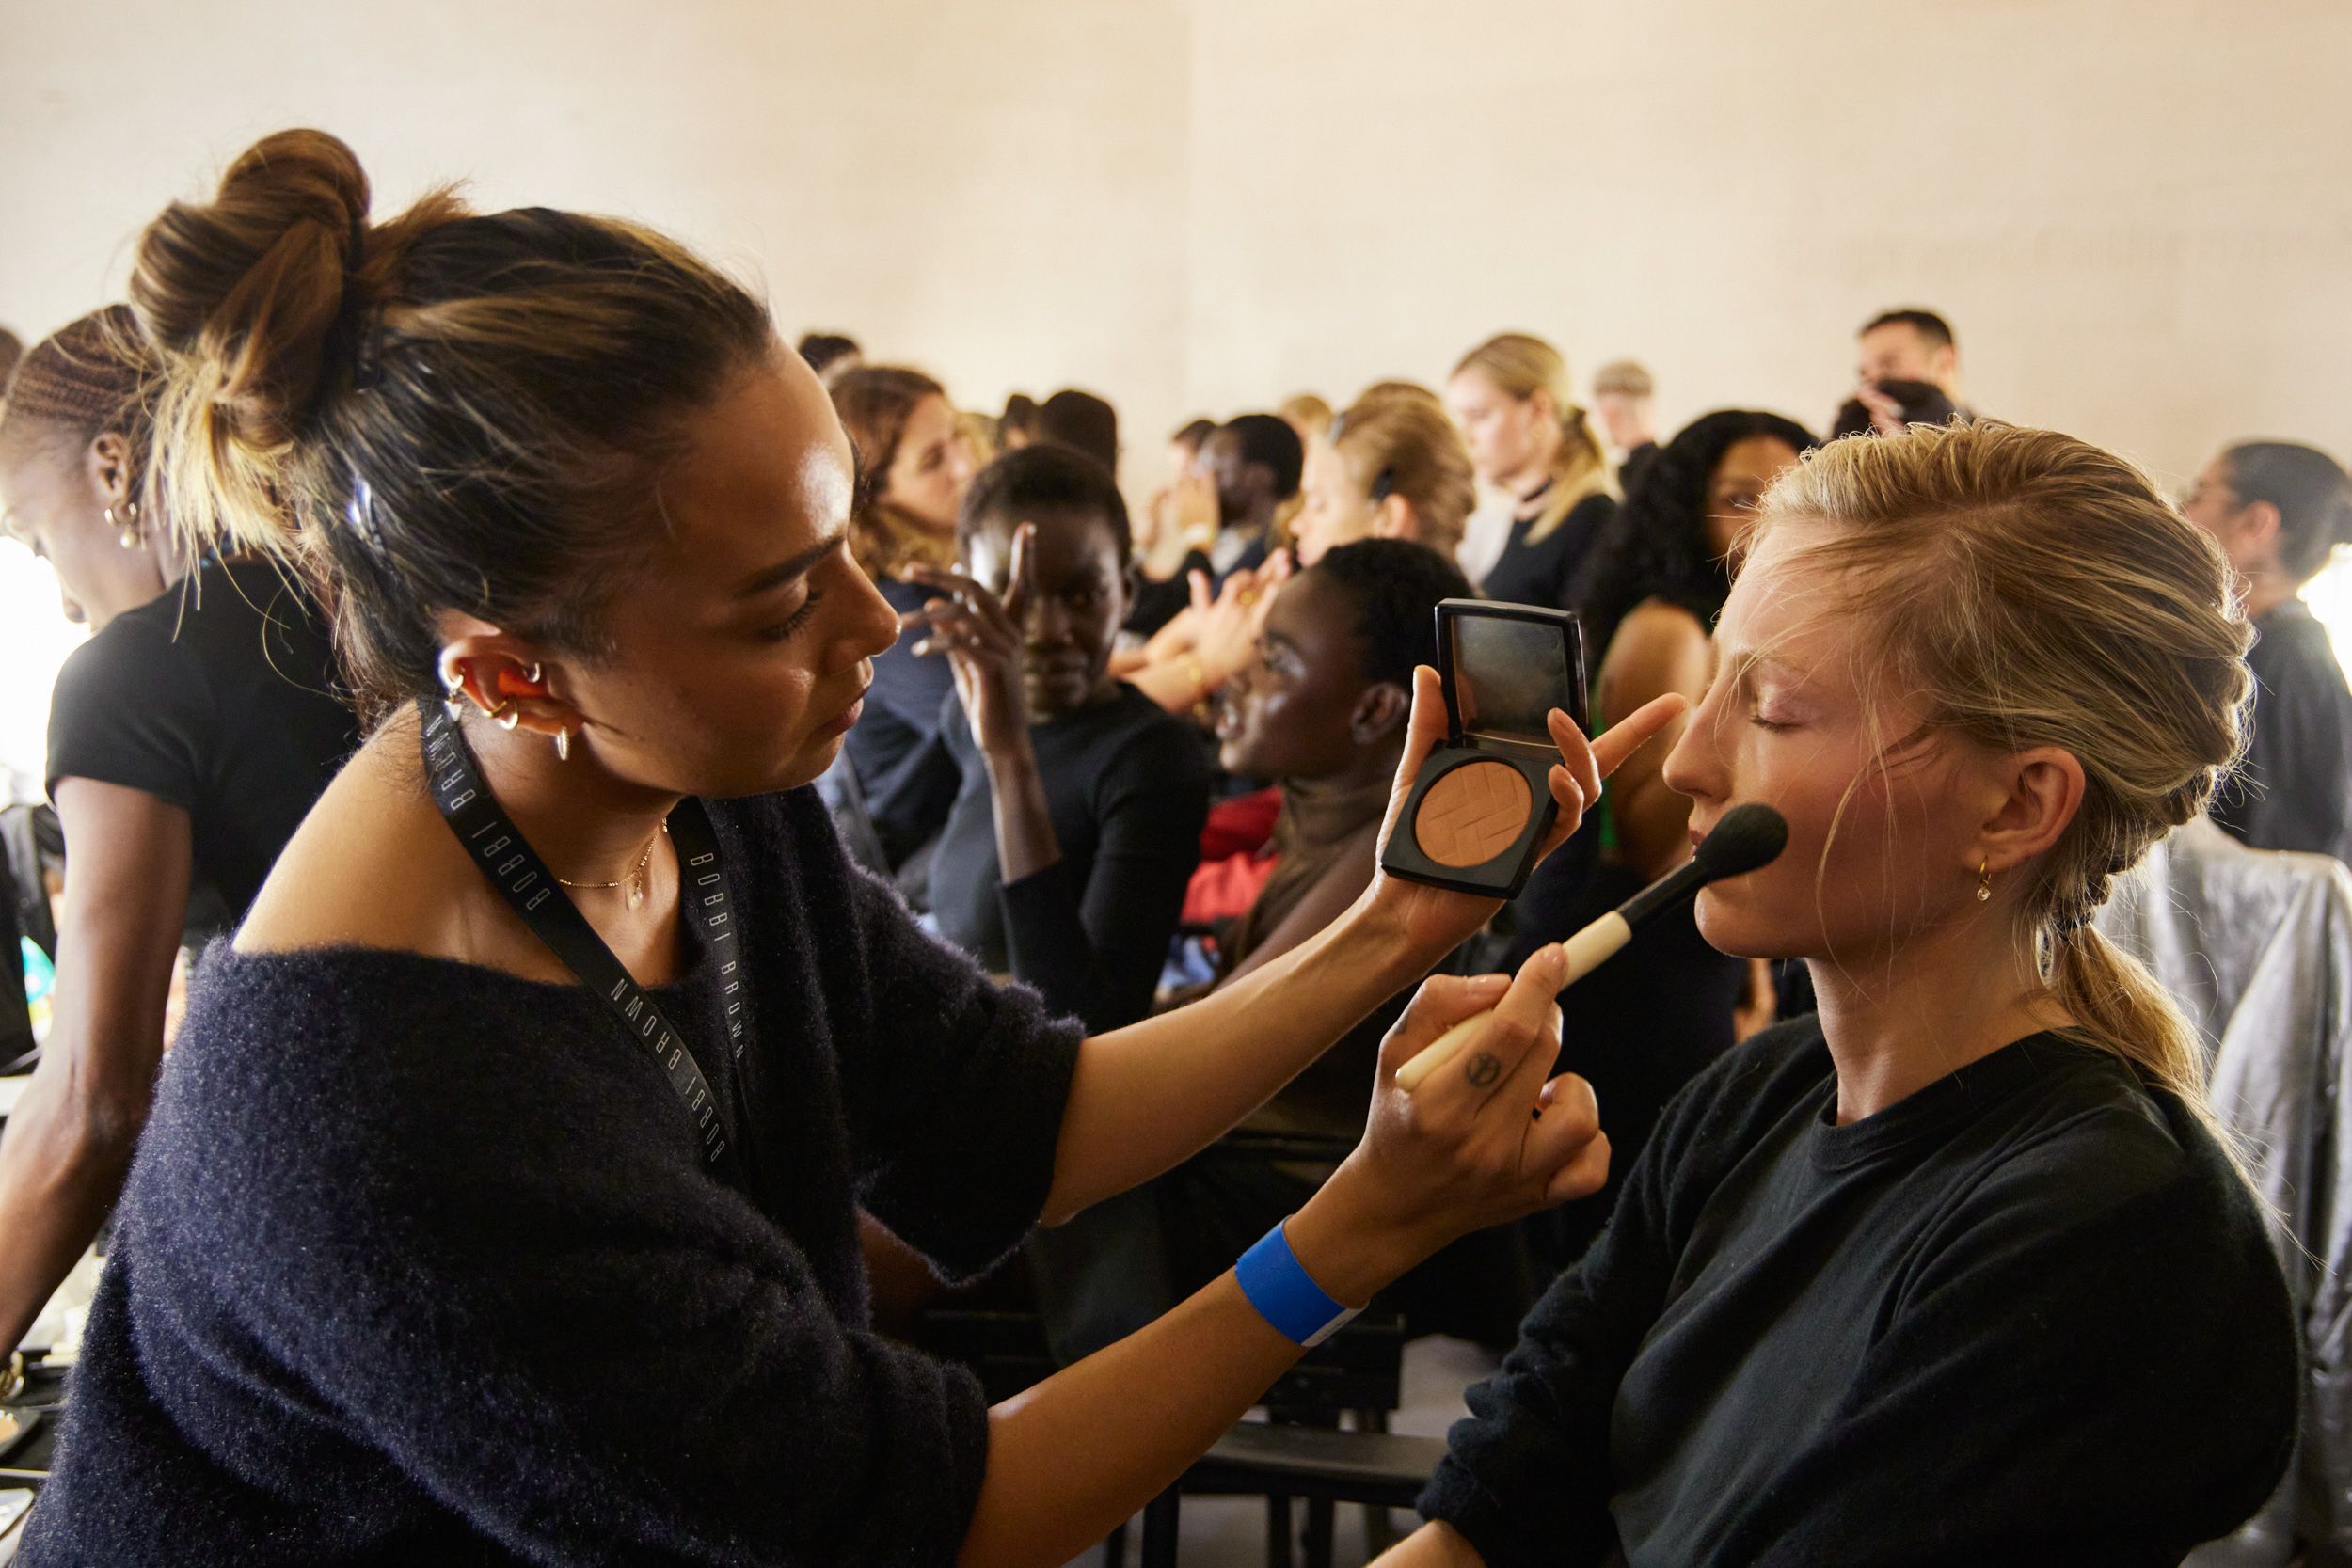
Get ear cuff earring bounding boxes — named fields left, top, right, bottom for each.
left=1977, top=860, right=1993, bottom=902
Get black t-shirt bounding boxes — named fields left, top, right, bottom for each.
left=1422, top=1018, right=2296, bottom=1568
left=930, top=683, right=1209, bottom=1032
left=44, top=559, right=356, bottom=922
left=1481, top=492, right=1615, bottom=612
left=2212, top=598, right=2352, bottom=863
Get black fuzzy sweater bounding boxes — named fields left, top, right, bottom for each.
left=20, top=789, right=1082, bottom=1566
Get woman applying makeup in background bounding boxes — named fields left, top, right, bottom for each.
left=902, top=443, right=1211, bottom=1037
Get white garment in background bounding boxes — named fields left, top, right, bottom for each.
left=2095, top=816, right=2352, bottom=1565
left=1456, top=489, right=1515, bottom=587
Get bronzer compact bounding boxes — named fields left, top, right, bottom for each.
left=1380, top=599, right=1588, bottom=898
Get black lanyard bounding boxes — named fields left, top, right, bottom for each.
left=418, top=697, right=743, bottom=1173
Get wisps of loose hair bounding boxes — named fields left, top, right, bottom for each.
left=1750, top=421, right=2251, bottom=1118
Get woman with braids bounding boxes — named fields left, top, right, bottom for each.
left=0, top=308, right=353, bottom=1380
left=16, top=130, right=1685, bottom=1567
left=1382, top=422, right=2297, bottom=1568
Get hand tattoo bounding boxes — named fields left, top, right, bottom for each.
left=1465, top=1052, right=1502, bottom=1088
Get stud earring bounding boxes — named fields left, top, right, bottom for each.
left=554, top=728, right=571, bottom=763
left=1977, top=860, right=1993, bottom=902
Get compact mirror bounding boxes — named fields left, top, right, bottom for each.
left=1449, top=610, right=1581, bottom=748
left=1382, top=600, right=1588, bottom=898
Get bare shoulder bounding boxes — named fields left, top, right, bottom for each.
left=236, top=719, right=560, bottom=980
left=1598, top=600, right=1711, bottom=724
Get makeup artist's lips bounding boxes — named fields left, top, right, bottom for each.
left=819, top=689, right=868, bottom=737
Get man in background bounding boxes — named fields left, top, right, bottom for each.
left=1592, top=359, right=1660, bottom=498
left=1200, top=412, right=1304, bottom=584
left=1852, top=308, right=1971, bottom=434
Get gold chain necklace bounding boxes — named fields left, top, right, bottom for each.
left=555, top=821, right=668, bottom=911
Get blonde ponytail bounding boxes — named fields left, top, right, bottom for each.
left=1452, top=333, right=1610, bottom=542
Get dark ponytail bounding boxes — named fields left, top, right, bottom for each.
left=2223, top=441, right=2352, bottom=585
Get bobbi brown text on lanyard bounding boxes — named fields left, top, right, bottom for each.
left=419, top=697, right=748, bottom=1176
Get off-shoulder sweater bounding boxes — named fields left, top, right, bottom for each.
left=20, top=788, right=1082, bottom=1567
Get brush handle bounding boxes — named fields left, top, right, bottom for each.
left=1391, top=912, right=1631, bottom=1092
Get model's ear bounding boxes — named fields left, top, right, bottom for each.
left=1350, top=681, right=1411, bottom=747
left=1971, top=743, right=2088, bottom=875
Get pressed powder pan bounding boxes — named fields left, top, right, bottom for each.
left=1382, top=600, right=1587, bottom=898
left=1415, top=760, right=1534, bottom=867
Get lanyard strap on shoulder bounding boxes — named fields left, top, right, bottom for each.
left=419, top=697, right=735, bottom=1172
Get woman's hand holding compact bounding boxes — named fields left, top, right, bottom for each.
left=1284, top=945, right=1610, bottom=1306
left=1357, top=666, right=1685, bottom=972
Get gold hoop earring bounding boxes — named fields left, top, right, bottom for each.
left=554, top=728, right=571, bottom=763
left=490, top=701, right=521, bottom=731
left=1977, top=860, right=1993, bottom=902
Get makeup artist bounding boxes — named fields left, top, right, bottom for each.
left=17, top=130, right=1680, bottom=1568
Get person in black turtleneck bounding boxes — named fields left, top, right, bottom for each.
left=2183, top=439, right=2352, bottom=864
left=1152, top=539, right=1536, bottom=1351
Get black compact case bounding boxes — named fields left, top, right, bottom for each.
left=1379, top=600, right=1588, bottom=898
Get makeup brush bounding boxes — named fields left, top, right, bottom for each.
left=1392, top=802, right=1790, bottom=1092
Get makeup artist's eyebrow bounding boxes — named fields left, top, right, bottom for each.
left=734, top=530, right=848, bottom=599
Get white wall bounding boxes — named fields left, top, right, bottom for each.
left=5, top=0, right=2350, bottom=774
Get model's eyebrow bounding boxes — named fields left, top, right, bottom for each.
left=734, top=530, right=847, bottom=599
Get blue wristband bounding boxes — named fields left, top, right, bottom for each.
left=1234, top=1220, right=1362, bottom=1347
